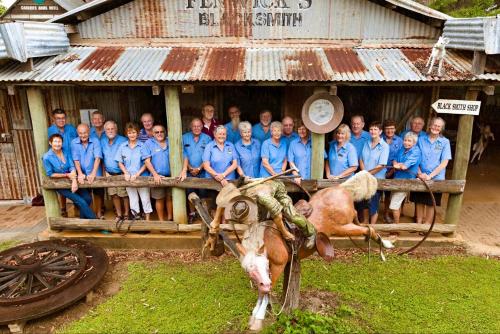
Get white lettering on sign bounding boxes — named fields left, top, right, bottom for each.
left=185, top=0, right=312, bottom=27
left=431, top=99, right=481, bottom=116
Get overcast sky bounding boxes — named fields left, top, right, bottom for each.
left=3, top=0, right=16, bottom=8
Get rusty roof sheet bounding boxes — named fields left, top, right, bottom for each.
left=0, top=46, right=495, bottom=83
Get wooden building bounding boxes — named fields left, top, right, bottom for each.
left=0, top=0, right=497, bottom=241
left=1, top=0, right=85, bottom=22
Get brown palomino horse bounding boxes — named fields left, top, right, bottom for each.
left=236, top=171, right=394, bottom=331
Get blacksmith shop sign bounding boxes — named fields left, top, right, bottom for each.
left=186, top=0, right=312, bottom=27
left=431, top=99, right=481, bottom=116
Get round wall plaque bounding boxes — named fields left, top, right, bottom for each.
left=301, top=92, right=344, bottom=134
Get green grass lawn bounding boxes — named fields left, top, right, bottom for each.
left=61, top=255, right=500, bottom=334
left=0, top=240, right=18, bottom=252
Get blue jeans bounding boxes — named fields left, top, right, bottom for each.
left=57, top=189, right=97, bottom=219
left=369, top=191, right=382, bottom=216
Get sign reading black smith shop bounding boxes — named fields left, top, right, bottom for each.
left=185, top=0, right=313, bottom=27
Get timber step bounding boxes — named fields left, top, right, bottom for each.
left=39, top=229, right=464, bottom=250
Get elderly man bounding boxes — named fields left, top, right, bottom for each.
left=179, top=118, right=212, bottom=180
left=90, top=110, right=105, bottom=139
left=47, top=108, right=78, bottom=217
left=224, top=105, right=241, bottom=144
left=260, top=121, right=287, bottom=177
left=401, top=116, right=427, bottom=139
left=201, top=104, right=219, bottom=139
left=350, top=115, right=371, bottom=157
left=252, top=110, right=272, bottom=143
left=71, top=123, right=104, bottom=219
left=282, top=116, right=299, bottom=149
left=138, top=113, right=155, bottom=143
left=143, top=125, right=173, bottom=221
left=101, top=120, right=129, bottom=221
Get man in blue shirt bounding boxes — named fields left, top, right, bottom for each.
left=350, top=115, right=371, bottom=157
left=400, top=116, right=427, bottom=140
left=47, top=108, right=78, bottom=217
left=143, top=125, right=173, bottom=221
left=252, top=110, right=272, bottom=143
left=90, top=110, right=105, bottom=140
left=101, top=120, right=129, bottom=220
left=224, top=105, right=241, bottom=144
left=179, top=118, right=212, bottom=180
left=260, top=121, right=287, bottom=177
left=71, top=123, right=103, bottom=218
left=360, top=121, right=389, bottom=225
left=282, top=116, right=299, bottom=150
left=389, top=132, right=420, bottom=225
left=138, top=113, right=155, bottom=143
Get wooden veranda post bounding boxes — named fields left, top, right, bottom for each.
left=26, top=87, right=60, bottom=221
left=311, top=87, right=328, bottom=179
left=445, top=51, right=486, bottom=226
left=165, top=86, right=188, bottom=224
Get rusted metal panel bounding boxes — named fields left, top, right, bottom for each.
left=44, top=86, right=80, bottom=126
left=200, top=48, right=245, bottom=81
left=7, top=88, right=32, bottom=130
left=77, top=47, right=125, bottom=71
left=75, top=0, right=440, bottom=41
left=0, top=143, right=22, bottom=200
left=324, top=48, right=367, bottom=80
left=12, top=129, right=41, bottom=199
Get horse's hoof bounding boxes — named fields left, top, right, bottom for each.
left=249, top=319, right=263, bottom=332
left=248, top=316, right=255, bottom=328
left=381, top=239, right=394, bottom=249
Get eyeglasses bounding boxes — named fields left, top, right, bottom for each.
left=154, top=130, right=165, bottom=134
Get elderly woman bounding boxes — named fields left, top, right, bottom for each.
left=235, top=121, right=261, bottom=178
left=325, top=124, right=358, bottom=180
left=288, top=121, right=312, bottom=185
left=203, top=125, right=238, bottom=187
left=42, top=134, right=96, bottom=219
left=260, top=121, right=287, bottom=177
left=411, top=117, right=451, bottom=225
left=390, top=132, right=420, bottom=225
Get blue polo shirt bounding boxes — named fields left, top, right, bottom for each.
left=90, top=127, right=104, bottom=140
left=361, top=140, right=389, bottom=179
left=418, top=135, right=452, bottom=180
left=288, top=137, right=312, bottom=179
left=114, top=141, right=149, bottom=176
left=70, top=137, right=103, bottom=176
left=138, top=128, right=153, bottom=143
left=182, top=132, right=211, bottom=177
left=283, top=132, right=299, bottom=151
left=260, top=138, right=287, bottom=177
left=225, top=122, right=241, bottom=144
left=42, top=149, right=75, bottom=176
left=100, top=135, right=127, bottom=174
left=235, top=138, right=261, bottom=178
left=202, top=141, right=238, bottom=180
left=142, top=138, right=171, bottom=176
left=328, top=141, right=358, bottom=177
left=47, top=124, right=77, bottom=155
left=252, top=123, right=271, bottom=143
left=394, top=146, right=421, bottom=179
left=382, top=134, right=403, bottom=165
left=350, top=130, right=371, bottom=157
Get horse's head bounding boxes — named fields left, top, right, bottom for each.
left=238, top=245, right=271, bottom=294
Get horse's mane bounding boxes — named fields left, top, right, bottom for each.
left=339, top=170, right=378, bottom=202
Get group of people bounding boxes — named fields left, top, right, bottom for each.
left=42, top=104, right=452, bottom=226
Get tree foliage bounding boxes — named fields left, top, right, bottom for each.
left=430, top=0, right=500, bottom=17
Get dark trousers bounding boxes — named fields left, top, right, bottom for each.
left=57, top=189, right=96, bottom=219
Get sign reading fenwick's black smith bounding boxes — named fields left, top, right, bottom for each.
left=185, top=0, right=313, bottom=27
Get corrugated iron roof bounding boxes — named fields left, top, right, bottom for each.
left=0, top=46, right=495, bottom=83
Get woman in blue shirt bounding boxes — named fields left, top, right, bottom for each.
left=410, top=117, right=452, bottom=225
left=203, top=125, right=238, bottom=187
left=42, top=134, right=96, bottom=219
left=325, top=124, right=358, bottom=180
left=235, top=121, right=261, bottom=178
left=260, top=121, right=287, bottom=177
left=288, top=121, right=312, bottom=185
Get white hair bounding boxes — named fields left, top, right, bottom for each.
left=404, top=131, right=418, bottom=144
left=214, top=125, right=226, bottom=135
left=270, top=121, right=282, bottom=131
left=239, top=121, right=252, bottom=132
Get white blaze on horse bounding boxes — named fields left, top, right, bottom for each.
left=235, top=171, right=394, bottom=331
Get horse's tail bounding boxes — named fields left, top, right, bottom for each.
left=339, top=170, right=378, bottom=202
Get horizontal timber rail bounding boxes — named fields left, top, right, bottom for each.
left=43, top=176, right=466, bottom=194
left=48, top=218, right=456, bottom=234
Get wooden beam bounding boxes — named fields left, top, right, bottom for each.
left=363, top=223, right=455, bottom=233
left=26, top=88, right=60, bottom=221
left=42, top=176, right=466, bottom=194
left=311, top=87, right=328, bottom=179
left=165, top=86, right=188, bottom=224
